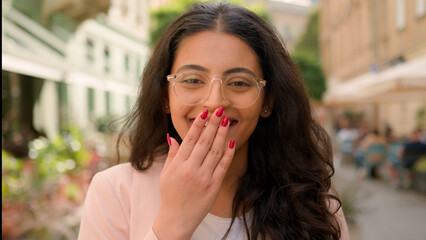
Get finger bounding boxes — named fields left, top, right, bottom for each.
left=164, top=135, right=180, bottom=169
left=175, top=109, right=209, bottom=161
left=212, top=140, right=235, bottom=182
left=200, top=116, right=230, bottom=174
left=188, top=107, right=225, bottom=166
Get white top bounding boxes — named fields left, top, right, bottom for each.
left=193, top=212, right=251, bottom=240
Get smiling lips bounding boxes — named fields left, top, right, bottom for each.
left=189, top=118, right=238, bottom=126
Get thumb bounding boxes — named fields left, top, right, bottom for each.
left=164, top=134, right=179, bottom=169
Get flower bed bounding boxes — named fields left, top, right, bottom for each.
left=2, top=129, right=108, bottom=239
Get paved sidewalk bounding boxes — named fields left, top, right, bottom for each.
left=333, top=163, right=426, bottom=240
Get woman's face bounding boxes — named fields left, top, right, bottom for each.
left=167, top=31, right=270, bottom=153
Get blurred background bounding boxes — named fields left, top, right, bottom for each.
left=2, top=0, right=426, bottom=239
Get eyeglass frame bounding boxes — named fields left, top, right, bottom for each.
left=166, top=71, right=267, bottom=109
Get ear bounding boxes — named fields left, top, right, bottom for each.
left=163, top=104, right=170, bottom=114
left=260, top=93, right=274, bottom=118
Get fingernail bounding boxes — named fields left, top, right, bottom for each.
left=167, top=133, right=171, bottom=146
left=228, top=139, right=235, bottom=149
left=216, top=107, right=224, bottom=117
left=201, top=109, right=208, bottom=120
left=221, top=116, right=229, bottom=127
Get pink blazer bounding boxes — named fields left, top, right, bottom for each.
left=78, top=158, right=350, bottom=239
left=78, top=160, right=165, bottom=240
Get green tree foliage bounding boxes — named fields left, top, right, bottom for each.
left=149, top=0, right=269, bottom=47
left=292, top=51, right=326, bottom=101
left=295, top=9, right=320, bottom=58
left=293, top=9, right=326, bottom=101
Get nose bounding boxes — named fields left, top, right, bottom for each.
left=202, top=79, right=229, bottom=111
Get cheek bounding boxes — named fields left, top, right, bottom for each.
left=239, top=109, right=261, bottom=133
left=169, top=104, right=192, bottom=140
left=246, top=113, right=261, bottom=131
left=241, top=102, right=263, bottom=132
left=168, top=88, right=181, bottom=115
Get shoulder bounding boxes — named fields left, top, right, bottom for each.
left=97, top=162, right=134, bottom=178
left=85, top=163, right=137, bottom=213
left=417, top=142, right=426, bottom=148
left=325, top=192, right=350, bottom=240
left=79, top=159, right=166, bottom=239
left=405, top=142, right=426, bottom=149
left=92, top=159, right=165, bottom=192
left=95, top=162, right=134, bottom=185
left=89, top=163, right=134, bottom=197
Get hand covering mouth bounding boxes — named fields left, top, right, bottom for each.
left=189, top=118, right=238, bottom=126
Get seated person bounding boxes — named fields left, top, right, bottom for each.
left=361, top=129, right=387, bottom=178
left=400, top=130, right=426, bottom=188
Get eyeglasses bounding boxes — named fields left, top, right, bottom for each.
left=167, top=71, right=266, bottom=108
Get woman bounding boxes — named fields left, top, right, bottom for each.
left=78, top=2, right=349, bottom=239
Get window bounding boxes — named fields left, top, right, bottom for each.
left=88, top=88, right=95, bottom=119
left=125, top=54, right=130, bottom=72
left=58, top=82, right=69, bottom=128
left=126, top=95, right=131, bottom=112
left=136, top=58, right=141, bottom=78
left=86, top=38, right=94, bottom=62
left=104, top=46, right=110, bottom=73
left=121, top=3, right=128, bottom=16
left=395, top=0, right=406, bottom=30
left=105, top=91, right=111, bottom=116
left=283, top=25, right=293, bottom=41
left=416, top=0, right=426, bottom=17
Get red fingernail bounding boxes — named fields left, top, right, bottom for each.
left=201, top=109, right=208, bottom=120
left=221, top=116, right=229, bottom=127
left=216, top=107, right=224, bottom=117
left=167, top=133, right=171, bottom=146
left=228, top=139, right=235, bottom=149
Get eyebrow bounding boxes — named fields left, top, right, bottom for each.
left=176, top=64, right=210, bottom=73
left=224, top=67, right=256, bottom=76
left=176, top=65, right=256, bottom=76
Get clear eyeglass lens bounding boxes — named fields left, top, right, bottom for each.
left=173, top=73, right=261, bottom=108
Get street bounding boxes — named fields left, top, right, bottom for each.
left=333, top=163, right=426, bottom=240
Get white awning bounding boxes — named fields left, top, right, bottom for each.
left=1, top=53, right=138, bottom=96
left=2, top=53, right=65, bottom=81
left=324, top=55, right=426, bottom=105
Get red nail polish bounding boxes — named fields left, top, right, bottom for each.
left=228, top=139, right=235, bottom=149
left=216, top=107, right=224, bottom=117
left=221, top=116, right=229, bottom=127
left=167, top=133, right=171, bottom=146
left=201, top=109, right=208, bottom=120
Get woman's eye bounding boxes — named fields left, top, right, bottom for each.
left=179, top=77, right=205, bottom=85
left=183, top=78, right=203, bottom=84
left=227, top=79, right=253, bottom=87
left=229, top=81, right=250, bottom=86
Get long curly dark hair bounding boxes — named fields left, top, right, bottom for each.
left=118, top=2, right=342, bottom=239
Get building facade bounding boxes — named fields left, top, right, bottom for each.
left=2, top=0, right=150, bottom=143
left=264, top=0, right=314, bottom=52
left=320, top=0, right=426, bottom=136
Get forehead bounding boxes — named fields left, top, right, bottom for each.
left=171, top=31, right=263, bottom=78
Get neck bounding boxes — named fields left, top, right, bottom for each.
left=209, top=142, right=248, bottom=218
